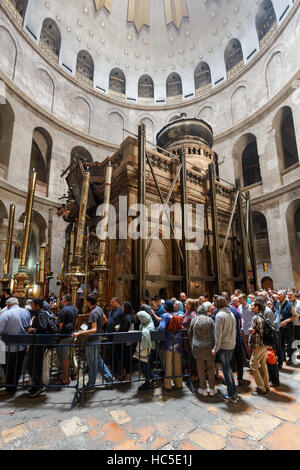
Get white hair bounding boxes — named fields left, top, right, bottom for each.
left=6, top=297, right=18, bottom=307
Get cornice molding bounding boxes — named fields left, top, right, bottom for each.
left=249, top=178, right=300, bottom=206
left=0, top=179, right=60, bottom=208
left=0, top=0, right=299, bottom=112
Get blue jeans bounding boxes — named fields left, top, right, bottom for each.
left=85, top=343, right=112, bottom=387
left=140, top=357, right=156, bottom=383
left=218, top=349, right=237, bottom=398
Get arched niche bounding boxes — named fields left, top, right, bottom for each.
left=286, top=200, right=300, bottom=287
left=39, top=18, right=61, bottom=60
left=255, top=0, right=277, bottom=44
left=18, top=210, right=47, bottom=282
left=138, top=74, right=154, bottom=99
left=109, top=68, right=126, bottom=95
left=166, top=73, right=182, bottom=98
left=273, top=106, right=299, bottom=172
left=108, top=112, right=124, bottom=144
left=224, top=38, right=244, bottom=73
left=76, top=50, right=94, bottom=81
left=11, top=0, right=28, bottom=23
left=0, top=99, right=15, bottom=177
left=232, top=134, right=262, bottom=188
left=0, top=27, right=17, bottom=80
left=29, top=128, right=52, bottom=196
left=251, top=211, right=271, bottom=264
left=194, top=62, right=211, bottom=90
left=71, top=146, right=93, bottom=165
left=266, top=51, right=284, bottom=97
left=146, top=238, right=170, bottom=301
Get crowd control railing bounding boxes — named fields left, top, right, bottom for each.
left=0, top=329, right=194, bottom=408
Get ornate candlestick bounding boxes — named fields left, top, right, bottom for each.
left=14, top=170, right=37, bottom=299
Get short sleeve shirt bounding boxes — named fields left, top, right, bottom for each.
left=88, top=306, right=104, bottom=341
left=58, top=305, right=78, bottom=333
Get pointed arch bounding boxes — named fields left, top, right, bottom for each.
left=194, top=62, right=211, bottom=90
left=224, top=38, right=244, bottom=73
left=39, top=18, right=61, bottom=59
left=76, top=50, right=94, bottom=81
left=255, top=0, right=277, bottom=44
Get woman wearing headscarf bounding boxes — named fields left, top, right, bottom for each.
left=133, top=311, right=156, bottom=391
left=115, top=301, right=135, bottom=381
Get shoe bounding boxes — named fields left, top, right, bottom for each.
left=208, top=388, right=217, bottom=396
left=238, top=379, right=248, bottom=386
left=251, top=388, right=267, bottom=396
left=224, top=394, right=239, bottom=403
left=29, top=386, right=46, bottom=398
left=138, top=382, right=152, bottom=392
left=265, top=388, right=271, bottom=393
left=197, top=388, right=208, bottom=396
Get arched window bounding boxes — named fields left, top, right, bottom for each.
left=224, top=38, right=244, bottom=73
left=109, top=68, right=126, bottom=95
left=242, top=139, right=262, bottom=187
left=252, top=211, right=271, bottom=266
left=194, top=62, right=211, bottom=90
left=0, top=100, right=14, bottom=177
left=273, top=107, right=299, bottom=172
left=255, top=0, right=277, bottom=43
left=166, top=73, right=182, bottom=98
left=76, top=50, right=94, bottom=81
left=11, top=0, right=28, bottom=23
left=286, top=200, right=300, bottom=285
left=252, top=212, right=269, bottom=240
left=29, top=128, right=52, bottom=196
left=71, top=147, right=93, bottom=165
left=40, top=18, right=61, bottom=57
left=138, top=75, right=154, bottom=99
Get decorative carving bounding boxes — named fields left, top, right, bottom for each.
left=128, top=0, right=150, bottom=32
left=164, top=0, right=188, bottom=29
left=94, top=0, right=111, bottom=12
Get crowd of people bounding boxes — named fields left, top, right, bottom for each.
left=0, top=286, right=299, bottom=403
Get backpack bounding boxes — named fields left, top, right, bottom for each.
left=45, top=311, right=59, bottom=335
left=167, top=313, right=183, bottom=331
left=262, top=319, right=278, bottom=347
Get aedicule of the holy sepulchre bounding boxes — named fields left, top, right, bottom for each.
left=0, top=0, right=299, bottom=454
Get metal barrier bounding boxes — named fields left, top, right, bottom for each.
left=0, top=329, right=194, bottom=408
left=1, top=334, right=81, bottom=408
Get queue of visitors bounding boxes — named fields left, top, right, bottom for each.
left=0, top=287, right=299, bottom=403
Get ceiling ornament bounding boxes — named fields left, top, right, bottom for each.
left=94, top=0, right=111, bottom=13
left=164, top=0, right=188, bottom=29
left=127, top=0, right=150, bottom=32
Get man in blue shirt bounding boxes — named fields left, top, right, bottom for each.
left=107, top=297, right=123, bottom=333
left=0, top=297, right=30, bottom=394
left=151, top=296, right=166, bottom=327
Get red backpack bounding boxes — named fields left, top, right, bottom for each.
left=167, top=313, right=184, bottom=331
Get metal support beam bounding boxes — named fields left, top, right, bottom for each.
left=236, top=179, right=250, bottom=293
left=137, top=123, right=146, bottom=300
left=180, top=149, right=190, bottom=294
left=209, top=163, right=222, bottom=294
left=246, top=191, right=259, bottom=292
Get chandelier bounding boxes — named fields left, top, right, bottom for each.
left=94, top=0, right=188, bottom=32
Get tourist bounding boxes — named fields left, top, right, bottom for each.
left=115, top=301, right=135, bottom=381
left=179, top=292, right=187, bottom=308
left=159, top=300, right=183, bottom=391
left=255, top=296, right=274, bottom=326
left=287, top=291, right=300, bottom=340
left=278, top=290, right=297, bottom=365
left=27, top=298, right=58, bottom=398
left=107, top=297, right=123, bottom=333
left=72, top=294, right=112, bottom=391
left=182, top=299, right=197, bottom=329
left=57, top=294, right=78, bottom=385
left=133, top=310, right=156, bottom=391
left=0, top=288, right=11, bottom=311
left=151, top=296, right=165, bottom=327
left=230, top=298, right=246, bottom=386
left=239, top=294, right=253, bottom=359
left=0, top=297, right=30, bottom=394
left=248, top=301, right=270, bottom=396
left=266, top=346, right=280, bottom=387
left=211, top=296, right=238, bottom=403
left=189, top=304, right=216, bottom=396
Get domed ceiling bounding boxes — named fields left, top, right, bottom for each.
left=13, top=0, right=292, bottom=101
